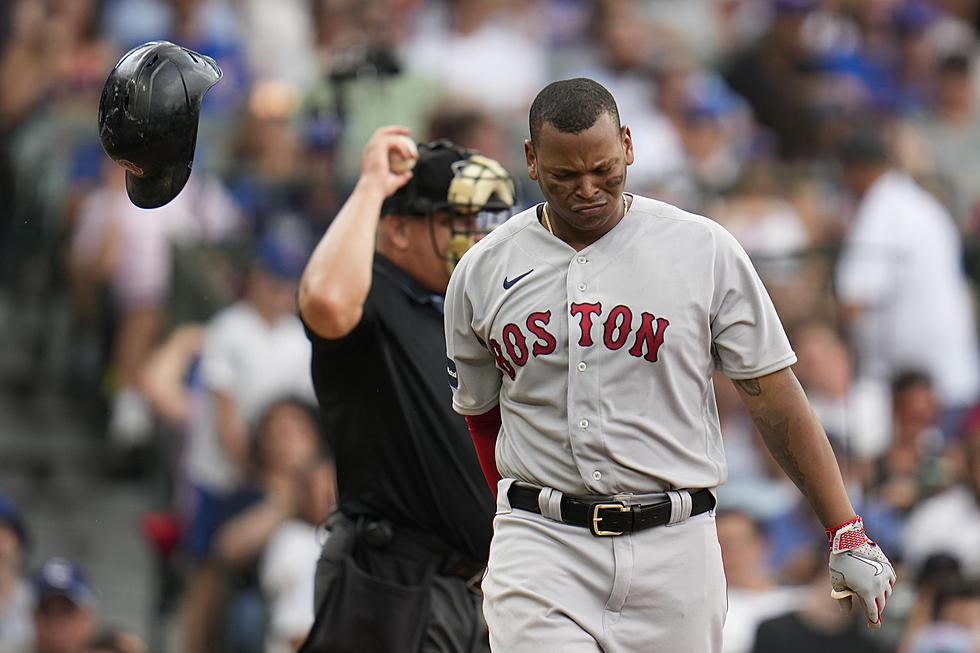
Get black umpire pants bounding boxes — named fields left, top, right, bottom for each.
left=299, top=512, right=489, bottom=653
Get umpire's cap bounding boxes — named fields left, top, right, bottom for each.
left=381, top=139, right=516, bottom=217
left=98, top=40, right=222, bottom=209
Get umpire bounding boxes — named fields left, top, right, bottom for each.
left=297, top=126, right=516, bottom=652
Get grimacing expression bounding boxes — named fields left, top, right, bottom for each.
left=527, top=111, right=634, bottom=236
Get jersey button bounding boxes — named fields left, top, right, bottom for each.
left=593, top=471, right=602, bottom=481
left=577, top=256, right=587, bottom=264
left=579, top=419, right=589, bottom=429
left=577, top=362, right=587, bottom=371
left=577, top=283, right=586, bottom=291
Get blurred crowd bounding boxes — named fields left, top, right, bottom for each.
left=2, top=0, right=980, bottom=652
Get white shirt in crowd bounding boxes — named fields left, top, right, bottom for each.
left=836, top=170, right=980, bottom=409
left=722, top=585, right=807, bottom=653
left=259, top=520, right=322, bottom=653
left=902, top=483, right=980, bottom=576
left=0, top=579, right=34, bottom=653
left=186, top=302, right=315, bottom=493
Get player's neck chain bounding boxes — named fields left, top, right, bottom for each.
left=541, top=194, right=630, bottom=237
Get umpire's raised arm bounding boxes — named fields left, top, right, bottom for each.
left=298, top=126, right=417, bottom=340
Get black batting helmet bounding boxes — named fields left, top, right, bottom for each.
left=98, top=41, right=222, bottom=209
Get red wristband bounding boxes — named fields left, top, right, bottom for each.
left=826, top=515, right=868, bottom=551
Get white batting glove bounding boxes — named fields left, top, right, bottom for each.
left=826, top=516, right=896, bottom=629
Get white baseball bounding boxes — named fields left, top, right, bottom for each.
left=389, top=135, right=418, bottom=173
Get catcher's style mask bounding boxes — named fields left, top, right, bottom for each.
left=98, top=41, right=222, bottom=209
left=382, top=140, right=517, bottom=274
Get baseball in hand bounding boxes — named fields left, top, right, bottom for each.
left=389, top=135, right=418, bottom=173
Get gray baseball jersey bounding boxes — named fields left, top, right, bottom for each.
left=445, top=194, right=796, bottom=495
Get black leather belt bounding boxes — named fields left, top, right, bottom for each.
left=507, top=483, right=716, bottom=537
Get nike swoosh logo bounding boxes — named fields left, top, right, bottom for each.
left=846, top=552, right=884, bottom=576
left=503, top=269, right=533, bottom=290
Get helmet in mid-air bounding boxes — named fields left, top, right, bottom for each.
left=98, top=40, right=222, bottom=209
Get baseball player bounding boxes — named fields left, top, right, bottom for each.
left=444, top=78, right=895, bottom=652
left=296, top=127, right=516, bottom=652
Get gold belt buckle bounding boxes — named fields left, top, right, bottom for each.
left=591, top=502, right=629, bottom=536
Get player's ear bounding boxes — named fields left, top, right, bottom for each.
left=622, top=126, right=635, bottom=166
left=524, top=140, right=538, bottom=181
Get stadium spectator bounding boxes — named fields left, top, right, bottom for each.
left=400, top=0, right=549, bottom=116
left=906, top=576, right=980, bottom=653
left=303, top=0, right=445, bottom=194
left=0, top=492, right=32, bottom=653
left=903, top=49, right=980, bottom=236
left=718, top=509, right=805, bottom=653
left=210, top=397, right=334, bottom=653
left=902, top=425, right=980, bottom=577
left=723, top=0, right=821, bottom=159
left=834, top=120, right=980, bottom=439
left=67, top=160, right=242, bottom=459
left=31, top=557, right=98, bottom=653
left=210, top=396, right=335, bottom=653
left=750, top=546, right=886, bottom=653
left=895, top=554, right=968, bottom=653
left=871, top=371, right=953, bottom=512
left=709, top=162, right=815, bottom=322
left=178, top=222, right=315, bottom=653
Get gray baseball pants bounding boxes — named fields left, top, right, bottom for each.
left=482, top=478, right=726, bottom=652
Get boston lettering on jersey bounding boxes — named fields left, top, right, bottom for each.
left=488, top=302, right=670, bottom=379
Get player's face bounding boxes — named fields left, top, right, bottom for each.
left=526, top=111, right=634, bottom=241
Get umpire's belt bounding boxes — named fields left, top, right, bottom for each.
left=507, top=483, right=715, bottom=537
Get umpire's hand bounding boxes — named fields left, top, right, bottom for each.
left=360, top=126, right=418, bottom=197
left=826, top=516, right=896, bottom=629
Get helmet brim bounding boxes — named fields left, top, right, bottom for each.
left=125, top=158, right=192, bottom=209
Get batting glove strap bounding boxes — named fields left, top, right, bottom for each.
left=826, top=516, right=896, bottom=628
left=826, top=515, right=867, bottom=551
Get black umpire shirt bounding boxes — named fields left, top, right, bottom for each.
left=304, top=253, right=495, bottom=563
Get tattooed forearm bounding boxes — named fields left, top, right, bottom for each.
left=734, top=378, right=762, bottom=396
left=733, top=368, right=854, bottom=526
left=752, top=414, right=807, bottom=490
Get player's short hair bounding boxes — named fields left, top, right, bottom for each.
left=529, top=78, right=620, bottom=144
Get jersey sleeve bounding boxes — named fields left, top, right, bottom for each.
left=444, top=257, right=502, bottom=415
left=709, top=226, right=796, bottom=379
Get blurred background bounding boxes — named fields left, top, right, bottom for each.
left=2, top=0, right=980, bottom=652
